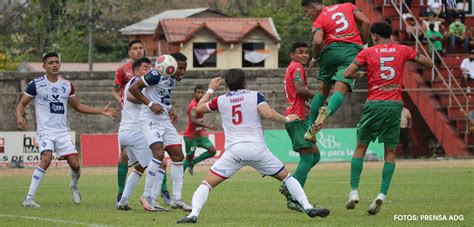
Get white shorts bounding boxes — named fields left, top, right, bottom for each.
left=210, top=142, right=284, bottom=179
left=141, top=113, right=181, bottom=149
left=38, top=131, right=77, bottom=160
left=118, top=129, right=152, bottom=167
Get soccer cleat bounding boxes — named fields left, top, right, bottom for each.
left=161, top=190, right=171, bottom=205
left=279, top=184, right=291, bottom=201
left=188, top=164, right=194, bottom=176
left=116, top=192, right=123, bottom=204
left=345, top=190, right=359, bottom=210
left=304, top=107, right=330, bottom=143
left=368, top=193, right=386, bottom=215
left=23, top=197, right=41, bottom=208
left=140, top=196, right=157, bottom=212
left=287, top=198, right=305, bottom=213
left=170, top=199, right=192, bottom=211
left=116, top=203, right=132, bottom=211
left=305, top=206, right=330, bottom=218
left=70, top=186, right=81, bottom=205
left=176, top=215, right=198, bottom=224
left=152, top=201, right=170, bottom=212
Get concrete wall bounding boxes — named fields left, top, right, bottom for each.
left=0, top=69, right=369, bottom=145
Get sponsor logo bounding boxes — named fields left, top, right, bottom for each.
left=23, top=135, right=39, bottom=153
left=33, top=175, right=40, bottom=180
left=49, top=102, right=65, bottom=114
left=52, top=94, right=60, bottom=101
left=52, top=87, right=59, bottom=93
left=61, top=86, right=66, bottom=93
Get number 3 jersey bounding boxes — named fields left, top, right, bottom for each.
left=25, top=75, right=75, bottom=133
left=353, top=43, right=420, bottom=101
left=140, top=69, right=176, bottom=116
left=207, top=90, right=266, bottom=150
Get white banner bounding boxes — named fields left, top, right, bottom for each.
left=0, top=131, right=76, bottom=168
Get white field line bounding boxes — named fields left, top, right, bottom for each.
left=0, top=213, right=106, bottom=226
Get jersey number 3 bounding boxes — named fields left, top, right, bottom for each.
left=331, top=12, right=348, bottom=33
left=232, top=104, right=242, bottom=125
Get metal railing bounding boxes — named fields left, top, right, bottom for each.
left=391, top=0, right=470, bottom=136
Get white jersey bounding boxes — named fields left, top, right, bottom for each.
left=207, top=89, right=266, bottom=149
left=119, top=77, right=143, bottom=130
left=140, top=69, right=176, bottom=114
left=25, top=75, right=74, bottom=133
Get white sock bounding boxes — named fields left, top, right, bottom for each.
left=120, top=171, right=142, bottom=204
left=70, top=169, right=81, bottom=188
left=26, top=167, right=46, bottom=199
left=143, top=158, right=161, bottom=197
left=171, top=161, right=184, bottom=201
left=189, top=182, right=212, bottom=217
left=150, top=168, right=165, bottom=202
left=284, top=175, right=312, bottom=210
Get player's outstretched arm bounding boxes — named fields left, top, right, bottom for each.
left=343, top=63, right=361, bottom=79
left=128, top=78, right=164, bottom=115
left=353, top=10, right=371, bottom=45
left=257, top=103, right=299, bottom=123
left=415, top=54, right=433, bottom=68
left=196, top=77, right=223, bottom=115
left=68, top=96, right=118, bottom=118
left=309, top=30, right=324, bottom=69
left=16, top=95, right=33, bottom=130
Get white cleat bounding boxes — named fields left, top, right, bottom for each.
left=140, top=196, right=158, bottom=212
left=368, top=193, right=386, bottom=215
left=23, top=197, right=41, bottom=208
left=345, top=190, right=359, bottom=209
left=170, top=199, right=192, bottom=211
left=70, top=186, right=81, bottom=204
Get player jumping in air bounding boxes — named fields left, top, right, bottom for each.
left=343, top=22, right=432, bottom=215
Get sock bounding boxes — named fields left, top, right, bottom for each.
left=380, top=162, right=396, bottom=195
left=117, top=162, right=128, bottom=194
left=293, top=154, right=315, bottom=187
left=120, top=171, right=142, bottom=204
left=189, top=182, right=212, bottom=217
left=143, top=158, right=161, bottom=197
left=70, top=169, right=81, bottom=188
left=312, top=152, right=321, bottom=166
left=308, top=94, right=327, bottom=131
left=151, top=168, right=166, bottom=202
left=161, top=172, right=168, bottom=192
left=171, top=161, right=184, bottom=201
left=183, top=159, right=190, bottom=171
left=191, top=151, right=215, bottom=165
left=284, top=175, right=312, bottom=210
left=26, top=167, right=46, bottom=199
left=350, top=157, right=364, bottom=190
left=327, top=91, right=345, bottom=116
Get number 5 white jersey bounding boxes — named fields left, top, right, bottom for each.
left=207, top=89, right=266, bottom=150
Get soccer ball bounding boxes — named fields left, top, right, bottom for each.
left=155, top=55, right=178, bottom=77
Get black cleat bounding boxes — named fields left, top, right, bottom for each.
left=305, top=206, right=330, bottom=218
left=279, top=184, right=291, bottom=201
left=176, top=215, right=198, bottom=224
left=116, top=204, right=132, bottom=211
left=287, top=199, right=305, bottom=213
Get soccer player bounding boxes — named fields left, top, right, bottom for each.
left=17, top=52, right=117, bottom=208
left=343, top=22, right=432, bottom=215
left=301, top=0, right=370, bottom=143
left=176, top=69, right=330, bottom=224
left=129, top=52, right=192, bottom=211
left=183, top=85, right=218, bottom=175
left=280, top=42, right=321, bottom=212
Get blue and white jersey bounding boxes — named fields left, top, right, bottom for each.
left=119, top=77, right=143, bottom=131
left=140, top=69, right=176, bottom=114
left=25, top=75, right=75, bottom=133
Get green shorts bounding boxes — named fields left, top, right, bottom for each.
left=183, top=135, right=214, bottom=155
left=357, top=101, right=403, bottom=148
left=319, top=42, right=363, bottom=91
left=285, top=117, right=314, bottom=151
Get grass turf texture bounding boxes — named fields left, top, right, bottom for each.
left=0, top=160, right=472, bottom=226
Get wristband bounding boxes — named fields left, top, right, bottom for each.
left=147, top=102, right=153, bottom=108
left=207, top=89, right=214, bottom=94
left=285, top=116, right=290, bottom=122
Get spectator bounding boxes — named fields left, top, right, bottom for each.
left=426, top=23, right=444, bottom=64
left=421, top=13, right=445, bottom=33
left=448, top=17, right=469, bottom=53
left=427, top=0, right=443, bottom=17
left=444, top=0, right=466, bottom=24
left=405, top=16, right=424, bottom=41
left=460, top=50, right=474, bottom=81
left=400, top=106, right=412, bottom=159
left=469, top=27, right=474, bottom=51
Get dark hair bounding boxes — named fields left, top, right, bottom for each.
left=127, top=39, right=143, bottom=51
left=301, top=0, right=322, bottom=6
left=370, top=22, right=392, bottom=39
left=291, top=42, right=308, bottom=53
left=42, top=52, right=59, bottom=62
left=132, top=57, right=151, bottom=71
left=429, top=23, right=435, bottom=31
left=194, top=85, right=204, bottom=92
left=170, top=52, right=187, bottom=62
left=224, top=68, right=246, bottom=91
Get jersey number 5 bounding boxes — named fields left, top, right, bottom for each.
left=232, top=104, right=242, bottom=125
left=380, top=57, right=395, bottom=80
left=331, top=12, right=348, bottom=33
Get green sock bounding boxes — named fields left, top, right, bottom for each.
left=327, top=91, right=345, bottom=116
left=308, top=94, right=327, bottom=131
left=191, top=151, right=215, bottom=165
left=350, top=158, right=364, bottom=190
left=117, top=162, right=128, bottom=194
left=381, top=162, right=396, bottom=195
left=312, top=152, right=321, bottom=166
left=183, top=159, right=190, bottom=171
left=161, top=172, right=168, bottom=192
left=293, top=154, right=315, bottom=187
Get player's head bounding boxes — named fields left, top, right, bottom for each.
left=224, top=68, right=246, bottom=91
left=170, top=52, right=187, bottom=81
left=369, top=22, right=392, bottom=44
left=428, top=23, right=435, bottom=31
left=193, top=85, right=205, bottom=101
left=302, top=0, right=324, bottom=20
left=127, top=39, right=144, bottom=61
left=42, top=52, right=61, bottom=76
left=132, top=57, right=151, bottom=77
left=290, top=42, right=309, bottom=65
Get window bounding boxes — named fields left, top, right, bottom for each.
left=242, top=42, right=265, bottom=68
left=193, top=42, right=217, bottom=68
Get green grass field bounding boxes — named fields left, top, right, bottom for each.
left=0, top=160, right=473, bottom=226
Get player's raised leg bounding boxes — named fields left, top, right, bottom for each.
left=23, top=151, right=53, bottom=208
left=304, top=84, right=331, bottom=143
left=187, top=139, right=216, bottom=175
